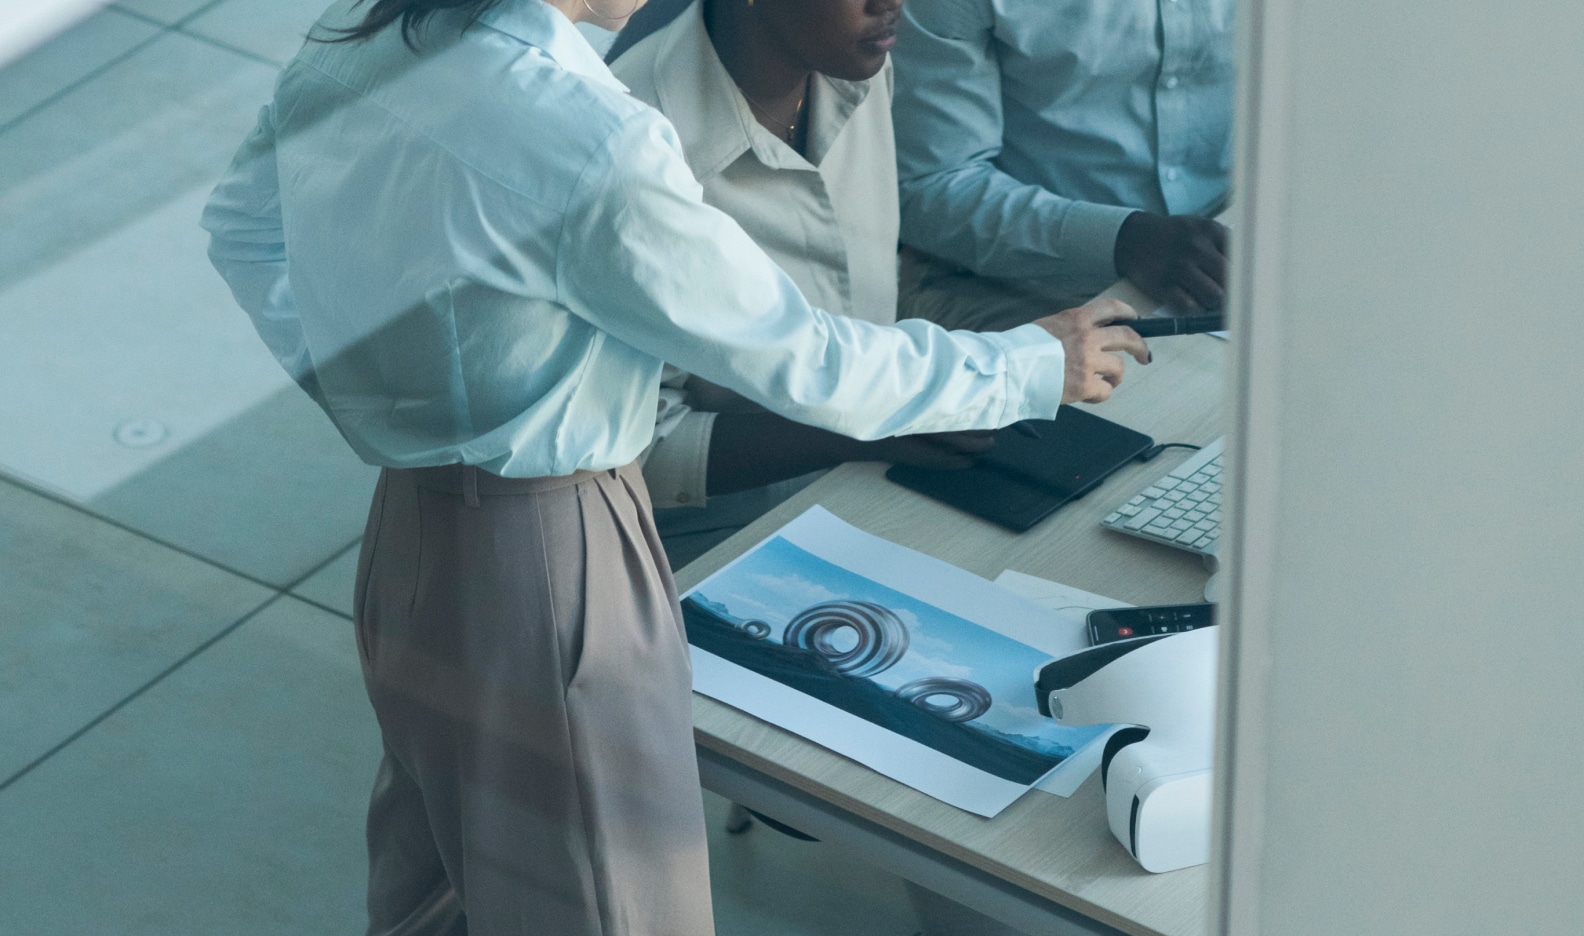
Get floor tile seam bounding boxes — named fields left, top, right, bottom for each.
left=279, top=533, right=363, bottom=621
left=169, top=23, right=289, bottom=70
left=0, top=17, right=167, bottom=138
left=0, top=590, right=286, bottom=794
left=171, top=0, right=232, bottom=29
left=104, top=4, right=169, bottom=30
left=287, top=592, right=355, bottom=622
left=0, top=3, right=277, bottom=139
left=0, top=469, right=283, bottom=593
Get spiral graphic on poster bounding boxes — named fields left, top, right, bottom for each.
left=783, top=600, right=910, bottom=678
left=895, top=677, right=993, bottom=722
left=739, top=619, right=772, bottom=639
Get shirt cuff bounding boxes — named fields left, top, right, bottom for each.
left=981, top=323, right=1068, bottom=423
left=640, top=410, right=716, bottom=510
left=1054, top=202, right=1138, bottom=286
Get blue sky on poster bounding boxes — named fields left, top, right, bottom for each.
left=695, top=536, right=1102, bottom=747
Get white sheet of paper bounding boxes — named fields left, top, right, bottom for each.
left=993, top=570, right=1134, bottom=796
left=684, top=507, right=1107, bottom=817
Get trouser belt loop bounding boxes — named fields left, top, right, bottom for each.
left=462, top=465, right=481, bottom=508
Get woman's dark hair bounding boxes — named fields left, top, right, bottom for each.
left=323, top=0, right=506, bottom=49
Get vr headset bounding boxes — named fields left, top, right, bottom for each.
left=1034, top=626, right=1218, bottom=873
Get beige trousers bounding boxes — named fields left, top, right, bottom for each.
left=353, top=463, right=713, bottom=936
left=897, top=247, right=1100, bottom=333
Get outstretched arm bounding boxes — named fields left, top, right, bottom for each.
left=704, top=415, right=996, bottom=497
left=554, top=110, right=1146, bottom=442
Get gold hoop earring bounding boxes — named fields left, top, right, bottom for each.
left=582, top=0, right=639, bottom=20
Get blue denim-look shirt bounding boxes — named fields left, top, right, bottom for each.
left=201, top=0, right=1067, bottom=479
left=893, top=0, right=1236, bottom=295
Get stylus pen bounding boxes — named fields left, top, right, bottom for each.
left=1119, top=315, right=1226, bottom=337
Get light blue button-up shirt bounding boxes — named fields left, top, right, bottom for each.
left=892, top=0, right=1236, bottom=295
left=201, top=0, right=1067, bottom=479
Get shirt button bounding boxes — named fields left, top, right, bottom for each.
left=1166, top=168, right=1180, bottom=181
left=1165, top=75, right=1180, bottom=89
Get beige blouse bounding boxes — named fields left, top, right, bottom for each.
left=613, top=1, right=901, bottom=510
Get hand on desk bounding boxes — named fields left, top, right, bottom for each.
left=684, top=380, right=993, bottom=472
left=700, top=297, right=1145, bottom=496
left=1113, top=212, right=1230, bottom=313
left=865, top=430, right=997, bottom=471
left=1034, top=297, right=1152, bottom=405
left=684, top=375, right=764, bottom=414
left=705, top=413, right=996, bottom=497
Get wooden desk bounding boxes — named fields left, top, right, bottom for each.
left=675, top=292, right=1225, bottom=936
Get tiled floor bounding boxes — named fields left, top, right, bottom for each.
left=0, top=5, right=921, bottom=934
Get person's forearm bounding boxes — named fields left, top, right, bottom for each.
left=899, top=167, right=1133, bottom=286
left=705, top=412, right=858, bottom=496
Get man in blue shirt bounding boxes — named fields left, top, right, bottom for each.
left=892, top=0, right=1236, bottom=331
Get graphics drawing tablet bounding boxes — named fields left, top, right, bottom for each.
left=886, top=406, right=1154, bottom=533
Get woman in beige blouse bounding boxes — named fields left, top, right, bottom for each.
left=612, top=3, right=1025, bottom=934
left=611, top=0, right=995, bottom=570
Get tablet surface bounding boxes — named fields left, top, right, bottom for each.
left=886, top=406, right=1154, bottom=532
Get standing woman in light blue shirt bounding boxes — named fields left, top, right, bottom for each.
left=892, top=0, right=1237, bottom=331
left=202, top=0, right=1148, bottom=932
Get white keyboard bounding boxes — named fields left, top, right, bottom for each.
left=1101, top=437, right=1225, bottom=556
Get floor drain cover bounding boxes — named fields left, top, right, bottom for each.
left=114, top=417, right=169, bottom=449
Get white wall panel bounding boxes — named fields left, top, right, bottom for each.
left=1217, top=2, right=1584, bottom=934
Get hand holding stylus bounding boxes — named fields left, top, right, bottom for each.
left=1034, top=297, right=1152, bottom=405
left=1119, top=314, right=1226, bottom=337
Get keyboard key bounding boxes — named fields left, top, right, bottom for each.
left=1100, top=437, right=1228, bottom=552
left=1124, top=508, right=1162, bottom=531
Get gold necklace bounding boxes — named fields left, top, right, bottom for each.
left=739, top=80, right=808, bottom=144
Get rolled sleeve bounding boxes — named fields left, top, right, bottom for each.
left=976, top=323, right=1067, bottom=424
left=640, top=409, right=715, bottom=510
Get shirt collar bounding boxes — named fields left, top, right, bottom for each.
left=476, top=0, right=628, bottom=93
left=649, top=1, right=871, bottom=178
